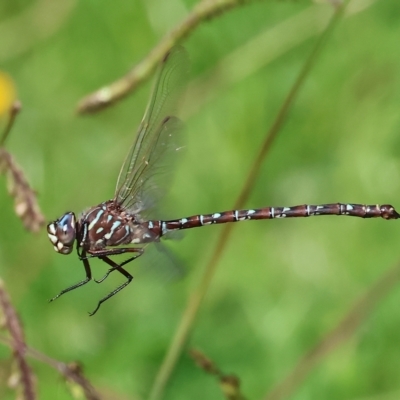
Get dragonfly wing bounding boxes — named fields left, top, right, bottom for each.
left=115, top=46, right=189, bottom=214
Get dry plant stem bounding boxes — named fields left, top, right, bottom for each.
left=190, top=348, right=221, bottom=375
left=0, top=279, right=36, bottom=400
left=0, top=334, right=101, bottom=400
left=0, top=101, right=45, bottom=232
left=0, top=149, right=45, bottom=232
left=148, top=4, right=346, bottom=400
left=0, top=101, right=21, bottom=147
left=77, top=0, right=252, bottom=114
left=264, top=259, right=400, bottom=400
left=190, top=349, right=247, bottom=400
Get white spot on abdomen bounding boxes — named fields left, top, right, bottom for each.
left=161, top=222, right=168, bottom=235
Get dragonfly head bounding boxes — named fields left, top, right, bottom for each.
left=47, top=212, right=77, bottom=255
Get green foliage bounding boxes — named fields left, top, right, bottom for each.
left=1, top=0, right=400, bottom=399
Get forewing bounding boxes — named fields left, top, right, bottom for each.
left=115, top=46, right=189, bottom=213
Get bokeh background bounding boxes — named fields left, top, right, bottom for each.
left=1, top=0, right=400, bottom=399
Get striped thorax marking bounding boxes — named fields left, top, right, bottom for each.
left=104, top=220, right=122, bottom=240
left=88, top=209, right=105, bottom=231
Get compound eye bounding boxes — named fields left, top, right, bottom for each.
left=47, top=212, right=77, bottom=254
left=57, top=213, right=76, bottom=246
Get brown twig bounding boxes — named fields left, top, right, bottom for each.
left=0, top=149, right=45, bottom=232
left=0, top=335, right=101, bottom=400
left=264, top=259, right=400, bottom=400
left=0, top=101, right=20, bottom=147
left=190, top=349, right=247, bottom=400
left=77, top=0, right=252, bottom=114
left=0, top=279, right=36, bottom=400
left=0, top=102, right=45, bottom=233
left=148, top=3, right=346, bottom=400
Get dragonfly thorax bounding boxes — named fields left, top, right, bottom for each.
left=47, top=212, right=77, bottom=255
left=78, top=201, right=156, bottom=250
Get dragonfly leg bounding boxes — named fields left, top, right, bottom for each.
left=49, top=251, right=92, bottom=302
left=86, top=247, right=143, bottom=283
left=89, top=256, right=134, bottom=316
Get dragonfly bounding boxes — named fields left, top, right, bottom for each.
left=47, top=46, right=400, bottom=315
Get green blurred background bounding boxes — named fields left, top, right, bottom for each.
left=1, top=0, right=400, bottom=399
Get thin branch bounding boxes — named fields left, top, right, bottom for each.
left=0, top=335, right=101, bottom=400
left=0, top=101, right=45, bottom=232
left=81, top=0, right=378, bottom=116
left=0, top=101, right=21, bottom=147
left=0, top=279, right=36, bottom=400
left=264, top=259, right=400, bottom=400
left=190, top=349, right=247, bottom=400
left=0, top=149, right=45, bottom=232
left=148, top=3, right=346, bottom=400
left=77, top=0, right=253, bottom=114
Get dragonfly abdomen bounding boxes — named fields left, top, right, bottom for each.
left=156, top=203, right=399, bottom=237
